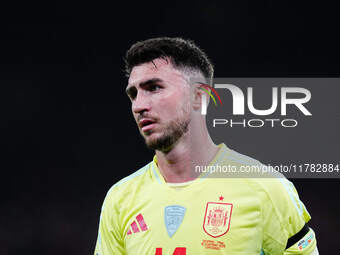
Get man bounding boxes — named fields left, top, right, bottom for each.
left=94, top=37, right=318, bottom=254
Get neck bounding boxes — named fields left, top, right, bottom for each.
left=155, top=121, right=219, bottom=183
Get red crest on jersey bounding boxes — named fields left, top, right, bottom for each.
left=203, top=202, right=233, bottom=238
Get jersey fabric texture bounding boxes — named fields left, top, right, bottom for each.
left=94, top=144, right=316, bottom=255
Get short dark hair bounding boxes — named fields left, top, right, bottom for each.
left=124, top=37, right=214, bottom=81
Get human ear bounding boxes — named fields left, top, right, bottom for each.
left=192, top=85, right=209, bottom=111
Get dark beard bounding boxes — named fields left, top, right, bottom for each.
left=145, top=117, right=189, bottom=152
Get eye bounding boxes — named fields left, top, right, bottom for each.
left=147, top=84, right=162, bottom=92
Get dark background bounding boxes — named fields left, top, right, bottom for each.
left=1, top=1, right=339, bottom=254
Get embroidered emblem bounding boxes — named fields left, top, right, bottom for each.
left=201, top=240, right=226, bottom=250
left=203, top=202, right=233, bottom=238
left=164, top=205, right=186, bottom=237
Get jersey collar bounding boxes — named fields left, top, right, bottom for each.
left=150, top=143, right=230, bottom=185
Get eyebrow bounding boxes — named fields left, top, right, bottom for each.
left=125, top=78, right=164, bottom=96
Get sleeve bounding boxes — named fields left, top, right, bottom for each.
left=261, top=178, right=315, bottom=255
left=94, top=188, right=126, bottom=255
left=283, top=227, right=317, bottom=255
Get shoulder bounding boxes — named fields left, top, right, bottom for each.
left=223, top=147, right=312, bottom=250
left=222, top=145, right=292, bottom=196
left=221, top=145, right=310, bottom=223
left=112, top=162, right=153, bottom=189
left=244, top=172, right=311, bottom=244
left=102, top=162, right=154, bottom=209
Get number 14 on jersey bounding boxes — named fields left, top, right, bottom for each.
left=155, top=247, right=186, bottom=254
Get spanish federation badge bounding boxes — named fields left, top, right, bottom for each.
left=203, top=202, right=233, bottom=238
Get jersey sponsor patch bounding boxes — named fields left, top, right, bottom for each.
left=164, top=205, right=186, bottom=237
left=203, top=202, right=233, bottom=238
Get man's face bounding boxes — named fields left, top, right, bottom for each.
left=126, top=58, right=191, bottom=151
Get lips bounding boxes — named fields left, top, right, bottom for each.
left=139, top=118, right=157, bottom=132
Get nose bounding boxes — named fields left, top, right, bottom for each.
left=132, top=91, right=150, bottom=114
